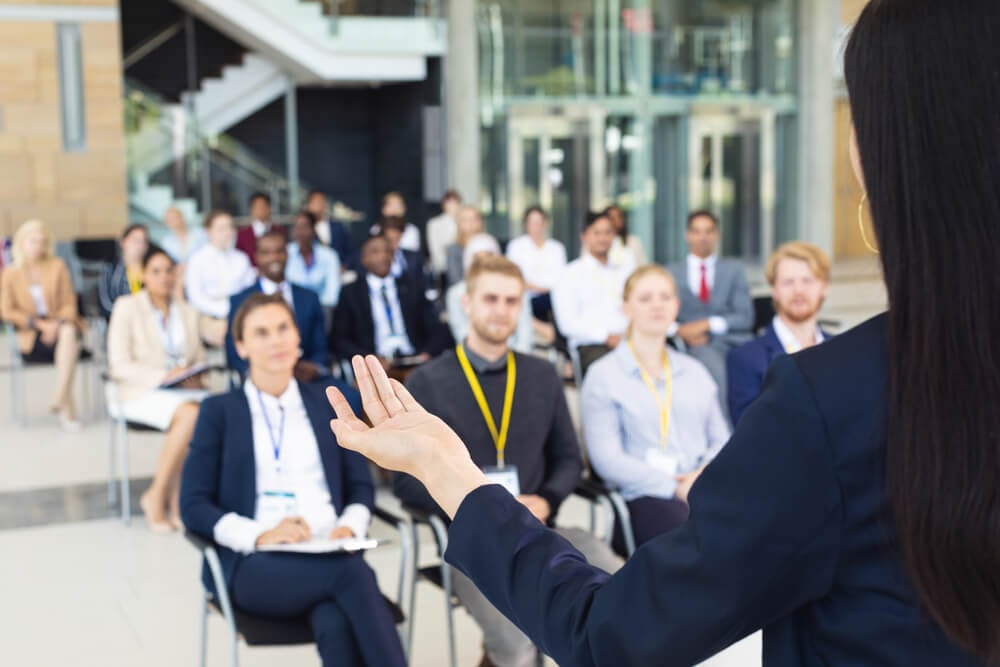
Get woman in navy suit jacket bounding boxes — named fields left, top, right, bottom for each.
left=180, top=293, right=406, bottom=667
left=321, top=2, right=1000, bottom=665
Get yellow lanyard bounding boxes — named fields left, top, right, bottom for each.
left=126, top=266, right=143, bottom=294
left=628, top=341, right=672, bottom=449
left=455, top=344, right=516, bottom=467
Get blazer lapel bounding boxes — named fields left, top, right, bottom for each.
left=301, top=383, right=344, bottom=510
left=356, top=278, right=376, bottom=352
left=763, top=324, right=786, bottom=361
left=709, top=261, right=730, bottom=308
left=136, top=291, right=168, bottom=369
left=230, top=390, right=258, bottom=517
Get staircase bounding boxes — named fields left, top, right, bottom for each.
left=182, top=53, right=286, bottom=136
left=172, top=0, right=445, bottom=83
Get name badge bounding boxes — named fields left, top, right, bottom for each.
left=482, top=465, right=520, bottom=496
left=644, top=449, right=679, bottom=476
left=386, top=334, right=408, bottom=356
left=258, top=490, right=297, bottom=527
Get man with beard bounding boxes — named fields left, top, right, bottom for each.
left=726, top=241, right=833, bottom=424
left=225, top=230, right=329, bottom=382
left=394, top=255, right=622, bottom=667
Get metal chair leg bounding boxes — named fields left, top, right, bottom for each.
left=107, top=420, right=117, bottom=506
left=199, top=592, right=209, bottom=667
left=118, top=418, right=130, bottom=525
left=406, top=522, right=420, bottom=657
left=442, top=561, right=457, bottom=667
left=396, top=519, right=414, bottom=659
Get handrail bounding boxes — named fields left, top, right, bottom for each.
left=123, top=18, right=186, bottom=70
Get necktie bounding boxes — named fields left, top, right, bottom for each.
left=699, top=263, right=710, bottom=304
left=380, top=284, right=397, bottom=334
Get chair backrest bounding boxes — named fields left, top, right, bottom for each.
left=752, top=295, right=775, bottom=335
left=74, top=238, right=119, bottom=264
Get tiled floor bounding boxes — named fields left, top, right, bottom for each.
left=0, top=353, right=769, bottom=666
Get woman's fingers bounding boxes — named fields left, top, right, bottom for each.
left=365, top=355, right=406, bottom=417
left=389, top=378, right=425, bottom=414
left=353, top=355, right=389, bottom=424
left=325, top=386, right=365, bottom=427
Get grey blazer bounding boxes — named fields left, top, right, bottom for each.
left=667, top=258, right=754, bottom=345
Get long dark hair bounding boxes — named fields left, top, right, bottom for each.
left=845, top=1, right=1000, bottom=660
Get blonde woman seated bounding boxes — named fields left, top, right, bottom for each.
left=107, top=245, right=209, bottom=532
left=0, top=220, right=84, bottom=430
left=582, top=265, right=731, bottom=550
left=180, top=293, right=406, bottom=667
left=446, top=233, right=534, bottom=354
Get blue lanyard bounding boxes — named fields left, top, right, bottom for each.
left=255, top=387, right=287, bottom=472
left=373, top=283, right=398, bottom=335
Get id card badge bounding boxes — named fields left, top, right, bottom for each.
left=644, top=449, right=679, bottom=476
left=482, top=465, right=521, bottom=496
left=257, top=490, right=298, bottom=527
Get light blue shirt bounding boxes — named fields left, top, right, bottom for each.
left=581, top=343, right=730, bottom=501
left=286, top=242, right=341, bottom=307
left=161, top=228, right=207, bottom=263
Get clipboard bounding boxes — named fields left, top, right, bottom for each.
left=257, top=537, right=382, bottom=554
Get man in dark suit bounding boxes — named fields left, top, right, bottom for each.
left=727, top=241, right=833, bottom=424
left=376, top=216, right=427, bottom=290
left=666, top=210, right=753, bottom=406
left=226, top=231, right=329, bottom=381
left=329, top=234, right=451, bottom=372
left=305, top=190, right=354, bottom=267
left=235, top=192, right=285, bottom=265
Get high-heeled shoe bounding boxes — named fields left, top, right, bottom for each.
left=140, top=493, right=175, bottom=534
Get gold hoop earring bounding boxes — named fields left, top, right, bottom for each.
left=858, top=194, right=879, bottom=254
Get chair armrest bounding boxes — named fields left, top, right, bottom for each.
left=372, top=504, right=406, bottom=530
left=573, top=478, right=611, bottom=502
left=183, top=529, right=214, bottom=554
left=400, top=503, right=435, bottom=525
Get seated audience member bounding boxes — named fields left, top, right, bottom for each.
left=107, top=245, right=210, bottom=532
left=505, top=205, right=567, bottom=324
left=583, top=265, right=730, bottom=549
left=304, top=190, right=353, bottom=265
left=394, top=255, right=622, bottom=667
left=666, top=210, right=753, bottom=402
left=286, top=210, right=342, bottom=309
left=604, top=203, right=647, bottom=268
left=727, top=241, right=833, bottom=424
left=185, top=211, right=257, bottom=347
left=551, top=211, right=631, bottom=375
left=378, top=191, right=420, bottom=253
left=226, top=231, right=329, bottom=382
left=160, top=206, right=206, bottom=265
left=236, top=192, right=285, bottom=265
left=445, top=205, right=486, bottom=287
left=426, top=189, right=461, bottom=279
left=447, top=235, right=534, bottom=354
left=180, top=294, right=406, bottom=667
left=1, top=220, right=84, bottom=430
left=329, top=234, right=451, bottom=373
left=99, top=223, right=149, bottom=317
left=375, top=216, right=426, bottom=289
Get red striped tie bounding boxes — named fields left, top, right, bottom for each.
left=699, top=263, right=710, bottom=304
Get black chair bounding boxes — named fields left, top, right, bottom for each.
left=184, top=504, right=411, bottom=667
left=753, top=295, right=843, bottom=336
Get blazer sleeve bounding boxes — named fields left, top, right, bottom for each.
left=726, top=344, right=766, bottom=426
left=535, top=370, right=584, bottom=517
left=722, top=263, right=754, bottom=333
left=0, top=268, right=29, bottom=328
left=98, top=265, right=117, bottom=318
left=300, top=290, right=331, bottom=369
left=416, top=294, right=453, bottom=357
left=107, top=298, right=169, bottom=388
left=444, top=355, right=843, bottom=667
left=52, top=260, right=78, bottom=322
left=180, top=397, right=229, bottom=539
left=225, top=293, right=248, bottom=375
left=329, top=288, right=371, bottom=360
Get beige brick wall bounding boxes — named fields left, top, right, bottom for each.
left=0, top=10, right=127, bottom=241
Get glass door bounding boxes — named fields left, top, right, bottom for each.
left=688, top=111, right=776, bottom=263
left=507, top=107, right=607, bottom=257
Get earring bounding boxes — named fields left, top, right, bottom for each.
left=858, top=194, right=879, bottom=254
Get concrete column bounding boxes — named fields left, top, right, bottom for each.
left=797, top=0, right=836, bottom=255
left=445, top=0, right=481, bottom=204
left=284, top=76, right=299, bottom=212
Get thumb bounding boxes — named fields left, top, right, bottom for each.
left=330, top=418, right=368, bottom=454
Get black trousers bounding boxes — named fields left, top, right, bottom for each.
left=230, top=551, right=406, bottom=667
left=613, top=495, right=690, bottom=554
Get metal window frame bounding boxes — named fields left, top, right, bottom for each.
left=56, top=22, right=87, bottom=153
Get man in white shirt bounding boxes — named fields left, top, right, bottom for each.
left=426, top=189, right=462, bottom=278
left=726, top=241, right=832, bottom=424
left=551, top=211, right=632, bottom=375
left=505, top=205, right=567, bottom=323
left=666, top=210, right=754, bottom=406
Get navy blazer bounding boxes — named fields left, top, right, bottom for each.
left=329, top=272, right=453, bottom=362
left=443, top=314, right=984, bottom=667
left=225, top=281, right=330, bottom=376
left=321, top=220, right=354, bottom=267
left=179, top=381, right=369, bottom=592
left=726, top=323, right=834, bottom=425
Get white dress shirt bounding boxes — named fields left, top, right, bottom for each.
left=153, top=301, right=187, bottom=370
left=685, top=254, right=729, bottom=335
left=772, top=315, right=825, bottom=354
left=185, top=244, right=257, bottom=318
left=426, top=213, right=456, bottom=274
left=315, top=219, right=332, bottom=246
left=399, top=223, right=421, bottom=253
left=212, top=379, right=372, bottom=554
left=551, top=253, right=631, bottom=349
left=505, top=235, right=568, bottom=296
left=259, top=276, right=295, bottom=309
left=365, top=273, right=416, bottom=357
left=251, top=220, right=270, bottom=238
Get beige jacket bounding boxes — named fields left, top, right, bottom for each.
left=0, top=258, right=80, bottom=353
left=107, top=291, right=206, bottom=402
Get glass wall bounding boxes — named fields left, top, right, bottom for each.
left=478, top=0, right=799, bottom=265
